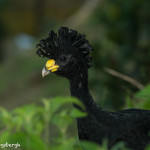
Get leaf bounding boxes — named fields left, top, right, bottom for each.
left=52, top=138, right=75, bottom=150
left=51, top=111, right=74, bottom=132
left=42, top=99, right=51, bottom=112
left=111, top=142, right=127, bottom=150
left=80, top=141, right=101, bottom=150
left=12, top=104, right=44, bottom=134
left=70, top=108, right=87, bottom=118
left=145, top=144, right=150, bottom=150
left=50, top=97, right=85, bottom=114
left=0, top=107, right=13, bottom=129
left=135, top=84, right=150, bottom=98
left=125, top=95, right=133, bottom=109
left=0, top=131, right=10, bottom=143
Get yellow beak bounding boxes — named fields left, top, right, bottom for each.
left=42, top=59, right=59, bottom=77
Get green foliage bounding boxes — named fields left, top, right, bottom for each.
left=136, top=85, right=150, bottom=98
left=134, top=85, right=150, bottom=109
left=0, top=96, right=130, bottom=150
left=0, top=97, right=86, bottom=150
left=1, top=85, right=150, bottom=150
left=0, top=97, right=88, bottom=150
left=123, top=84, right=150, bottom=110
left=125, top=95, right=133, bottom=109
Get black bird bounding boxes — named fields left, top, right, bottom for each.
left=36, top=27, right=150, bottom=150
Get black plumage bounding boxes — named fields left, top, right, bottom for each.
left=36, top=27, right=150, bottom=150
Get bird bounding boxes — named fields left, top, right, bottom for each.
left=36, top=27, right=150, bottom=150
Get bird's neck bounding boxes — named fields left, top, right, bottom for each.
left=69, top=69, right=116, bottom=125
left=69, top=69, right=95, bottom=111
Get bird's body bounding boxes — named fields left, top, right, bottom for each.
left=78, top=109, right=150, bottom=150
left=69, top=67, right=150, bottom=150
left=36, top=27, right=150, bottom=150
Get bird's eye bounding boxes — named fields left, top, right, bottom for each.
left=60, top=55, right=66, bottom=61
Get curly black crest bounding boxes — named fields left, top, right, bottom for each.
left=36, top=27, right=93, bottom=68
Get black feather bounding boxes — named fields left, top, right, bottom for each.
left=36, top=27, right=93, bottom=67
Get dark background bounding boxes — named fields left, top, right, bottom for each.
left=0, top=0, right=150, bottom=110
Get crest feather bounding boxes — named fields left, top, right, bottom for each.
left=36, top=27, right=93, bottom=67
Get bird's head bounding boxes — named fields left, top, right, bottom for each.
left=36, top=27, right=93, bottom=79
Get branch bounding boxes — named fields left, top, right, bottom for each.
left=104, top=67, right=144, bottom=90
left=64, top=0, right=101, bottom=28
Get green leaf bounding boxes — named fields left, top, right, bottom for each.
left=0, top=107, right=13, bottom=129
left=51, top=111, right=74, bottom=132
left=53, top=138, right=75, bottom=150
left=111, top=141, right=127, bottom=150
left=0, top=131, right=10, bottom=143
left=12, top=104, right=44, bottom=134
left=135, top=84, right=150, bottom=98
left=125, top=95, right=133, bottom=109
left=50, top=97, right=85, bottom=113
left=80, top=141, right=101, bottom=150
left=70, top=108, right=87, bottom=118
left=145, top=144, right=150, bottom=150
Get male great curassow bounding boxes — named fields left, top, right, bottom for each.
left=36, top=27, right=150, bottom=150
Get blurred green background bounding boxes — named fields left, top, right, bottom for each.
left=0, top=0, right=150, bottom=111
